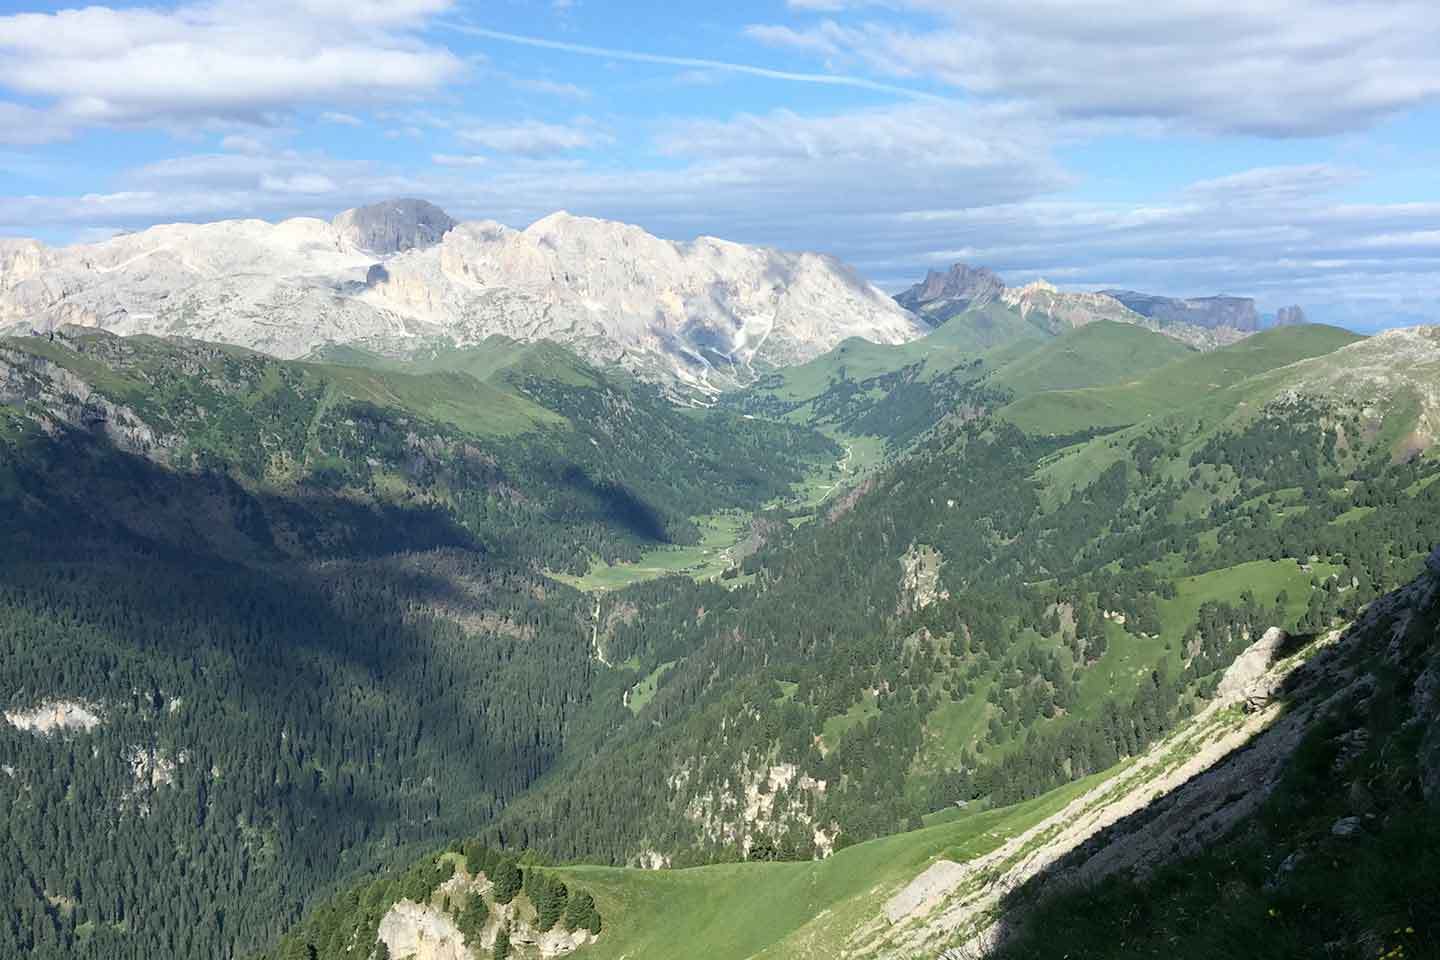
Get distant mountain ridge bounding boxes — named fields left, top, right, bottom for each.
left=0, top=201, right=924, bottom=393
left=1100, top=289, right=1262, bottom=331
left=898, top=261, right=1310, bottom=349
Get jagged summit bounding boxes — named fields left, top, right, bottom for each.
left=895, top=263, right=1005, bottom=317
left=332, top=198, right=456, bottom=255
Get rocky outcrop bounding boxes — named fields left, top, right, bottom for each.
left=899, top=544, right=946, bottom=613
left=0, top=239, right=52, bottom=297
left=4, top=699, right=102, bottom=734
left=0, top=344, right=175, bottom=459
left=999, top=281, right=1145, bottom=333
left=1215, top=626, right=1288, bottom=707
left=378, top=900, right=470, bottom=960
left=377, top=884, right=597, bottom=960
left=895, top=263, right=1004, bottom=318
left=333, top=198, right=456, bottom=255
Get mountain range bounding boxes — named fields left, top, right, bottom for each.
left=897, top=261, right=1308, bottom=350
left=0, top=200, right=922, bottom=394
left=3, top=199, right=1436, bottom=960
left=1, top=200, right=1312, bottom=395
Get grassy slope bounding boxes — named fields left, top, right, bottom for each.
left=556, top=773, right=1105, bottom=960
left=747, top=303, right=1048, bottom=405
left=9, top=332, right=560, bottom=438
left=988, top=321, right=1194, bottom=396
left=1000, top=325, right=1363, bottom=434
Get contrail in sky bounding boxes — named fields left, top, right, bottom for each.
left=443, top=23, right=949, bottom=103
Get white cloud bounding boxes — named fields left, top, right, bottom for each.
left=0, top=1, right=462, bottom=135
left=219, top=135, right=268, bottom=155
left=457, top=120, right=606, bottom=156
left=319, top=111, right=364, bottom=126
left=505, top=77, right=591, bottom=100
left=432, top=153, right=488, bottom=167
left=1182, top=164, right=1361, bottom=205
left=259, top=173, right=338, bottom=194
left=0, top=101, right=73, bottom=145
left=749, top=0, right=1440, bottom=136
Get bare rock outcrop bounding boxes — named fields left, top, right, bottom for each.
left=1215, top=626, right=1288, bottom=707
left=895, top=264, right=1004, bottom=317
left=378, top=900, right=470, bottom=960
left=4, top=699, right=102, bottom=735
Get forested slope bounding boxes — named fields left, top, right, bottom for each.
left=6, top=320, right=1439, bottom=960
left=484, top=325, right=1440, bottom=870
left=0, top=329, right=834, bottom=960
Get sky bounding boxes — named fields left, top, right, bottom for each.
left=1, top=1, right=1438, bottom=329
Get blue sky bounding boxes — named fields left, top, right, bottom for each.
left=1, top=0, right=1438, bottom=328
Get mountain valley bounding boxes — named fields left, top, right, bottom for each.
left=1, top=203, right=1437, bottom=960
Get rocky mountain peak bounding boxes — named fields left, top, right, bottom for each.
left=896, top=262, right=1005, bottom=315
left=332, top=198, right=456, bottom=255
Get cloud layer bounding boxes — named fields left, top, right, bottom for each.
left=0, top=0, right=461, bottom=140
left=0, top=2, right=1435, bottom=329
left=752, top=0, right=1440, bottom=135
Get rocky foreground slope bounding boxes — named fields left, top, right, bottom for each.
left=856, top=548, right=1440, bottom=959
left=0, top=202, right=922, bottom=392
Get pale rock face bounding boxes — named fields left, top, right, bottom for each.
left=127, top=745, right=179, bottom=788
left=377, top=892, right=595, bottom=960
left=4, top=700, right=102, bottom=735
left=1000, top=281, right=1145, bottom=332
left=378, top=900, right=470, bottom=960
left=0, top=205, right=924, bottom=392
left=1216, top=627, right=1288, bottom=706
left=367, top=211, right=924, bottom=391
left=896, top=263, right=1004, bottom=316
left=0, top=239, right=52, bottom=297
left=899, top=544, right=947, bottom=613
